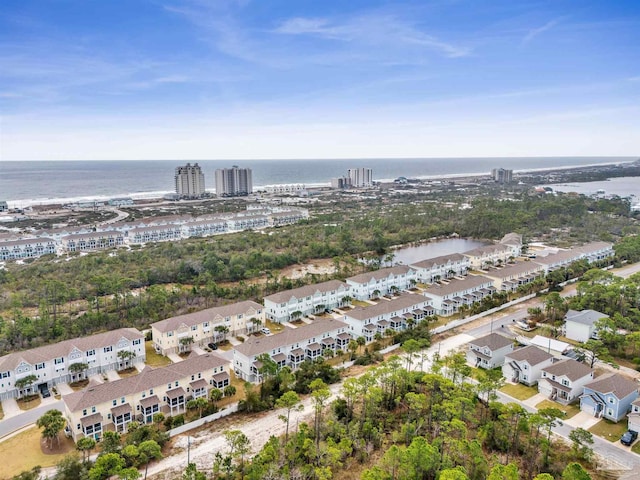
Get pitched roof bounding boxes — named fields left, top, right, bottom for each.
left=422, top=275, right=493, bottom=297
left=0, top=328, right=144, bottom=372
left=234, top=318, right=348, bottom=357
left=565, top=309, right=609, bottom=327
left=263, top=280, right=349, bottom=305
left=584, top=373, right=638, bottom=399
left=463, top=243, right=512, bottom=257
left=410, top=253, right=468, bottom=269
left=63, top=353, right=227, bottom=412
left=542, top=359, right=592, bottom=381
left=482, top=262, right=544, bottom=280
left=344, top=293, right=429, bottom=321
left=469, top=333, right=513, bottom=351
left=346, top=265, right=415, bottom=285
left=500, top=233, right=523, bottom=246
left=506, top=346, right=553, bottom=366
left=151, top=301, right=264, bottom=333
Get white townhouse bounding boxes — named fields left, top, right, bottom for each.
left=628, top=398, right=640, bottom=432
left=482, top=261, right=545, bottom=292
left=151, top=301, right=265, bottom=355
left=533, top=249, right=583, bottom=273
left=564, top=309, right=609, bottom=343
left=0, top=237, right=57, bottom=261
left=346, top=265, right=418, bottom=300
left=422, top=275, right=495, bottom=316
left=63, top=354, right=228, bottom=441
left=264, top=280, right=351, bottom=323
left=182, top=218, right=229, bottom=238
left=342, top=293, right=433, bottom=342
left=61, top=230, right=125, bottom=252
left=129, top=224, right=183, bottom=244
left=534, top=241, right=614, bottom=274
left=502, top=346, right=555, bottom=386
left=466, top=333, right=514, bottom=369
left=574, top=241, right=615, bottom=263
left=233, top=319, right=351, bottom=382
left=227, top=215, right=270, bottom=231
left=463, top=244, right=516, bottom=269
left=410, top=253, right=471, bottom=284
left=0, top=328, right=145, bottom=401
left=538, top=359, right=594, bottom=405
left=269, top=210, right=307, bottom=227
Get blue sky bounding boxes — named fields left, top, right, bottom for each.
left=1, top=0, right=639, bottom=160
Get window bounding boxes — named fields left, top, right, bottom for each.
left=561, top=379, right=570, bottom=387
left=113, top=400, right=117, bottom=406
left=608, top=397, right=615, bottom=404
left=82, top=409, right=87, bottom=416
left=54, top=358, right=64, bottom=365
left=121, top=397, right=125, bottom=404
left=191, top=325, right=197, bottom=331
left=175, top=381, right=179, bottom=387
left=0, top=371, right=9, bottom=378
left=150, top=389, right=153, bottom=395
left=92, top=406, right=96, bottom=413
left=132, top=339, right=141, bottom=346
left=167, top=383, right=171, bottom=390
left=104, top=346, right=112, bottom=353
left=35, top=363, right=45, bottom=370
left=86, top=349, right=95, bottom=356
left=203, top=322, right=209, bottom=328
left=167, top=332, right=173, bottom=337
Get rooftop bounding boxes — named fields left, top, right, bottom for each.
left=344, top=293, right=430, bottom=321
left=506, top=345, right=553, bottom=366
left=469, top=332, right=513, bottom=351
left=584, top=373, right=638, bottom=399
left=151, top=300, right=264, bottom=333
left=410, top=252, right=468, bottom=269
left=422, top=275, right=493, bottom=297
left=263, top=280, right=349, bottom=305
left=542, top=358, right=592, bottom=381
left=565, top=309, right=609, bottom=327
left=346, top=265, right=415, bottom=285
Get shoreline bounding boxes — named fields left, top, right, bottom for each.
left=5, top=159, right=637, bottom=209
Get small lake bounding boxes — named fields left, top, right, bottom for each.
left=390, top=238, right=489, bottom=265
left=549, top=176, right=640, bottom=199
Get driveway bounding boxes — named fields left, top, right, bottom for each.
left=56, top=383, right=74, bottom=396
left=105, top=369, right=120, bottom=382
left=565, top=411, right=601, bottom=429
left=227, top=337, right=241, bottom=347
left=281, top=321, right=298, bottom=329
left=1, top=398, right=21, bottom=419
left=191, top=346, right=206, bottom=355
left=167, top=353, right=184, bottom=363
left=522, top=393, right=546, bottom=408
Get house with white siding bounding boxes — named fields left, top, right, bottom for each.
left=129, top=224, right=183, bottom=244
left=182, top=218, right=228, bottom=237
left=564, top=309, right=609, bottom=343
left=346, top=266, right=418, bottom=300
left=466, top=333, right=514, bottom=369
left=61, top=230, right=125, bottom=252
left=482, top=261, right=545, bottom=292
left=422, top=275, right=495, bottom=316
left=538, top=359, right=594, bottom=405
left=0, top=328, right=145, bottom=400
left=410, top=253, right=470, bottom=284
left=233, top=319, right=351, bottom=382
left=502, top=346, right=554, bottom=386
left=264, top=280, right=351, bottom=323
left=0, top=237, right=57, bottom=261
left=463, top=244, right=516, bottom=269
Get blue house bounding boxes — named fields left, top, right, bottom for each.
left=580, top=373, right=639, bottom=423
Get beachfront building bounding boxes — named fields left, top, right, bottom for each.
left=563, top=309, right=610, bottom=343
left=347, top=167, right=373, bottom=188
left=265, top=184, right=305, bottom=195
left=346, top=266, right=418, bottom=300
left=215, top=166, right=253, bottom=197
left=227, top=215, right=269, bottom=231
left=269, top=210, right=307, bottom=227
left=128, top=224, right=183, bottom=244
left=0, top=328, right=145, bottom=401
left=491, top=168, right=513, bottom=183
left=264, top=280, right=351, bottom=323
left=0, top=237, right=57, bottom=261
left=331, top=177, right=351, bottom=189
left=175, top=163, right=206, bottom=199
left=233, top=319, right=350, bottom=382
left=410, top=253, right=471, bottom=284
left=580, top=373, right=639, bottom=422
left=0, top=201, right=7, bottom=212
left=574, top=241, right=615, bottom=263
left=482, top=261, right=545, bottom=292
left=422, top=275, right=495, bottom=316
left=151, top=301, right=265, bottom=355
left=466, top=333, right=514, bottom=369
left=182, top=217, right=229, bottom=238
left=61, top=231, right=125, bottom=252
left=538, top=359, right=594, bottom=405
left=62, top=354, right=228, bottom=441
left=502, top=346, right=554, bottom=386
left=342, top=293, right=433, bottom=342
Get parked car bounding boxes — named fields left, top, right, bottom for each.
left=41, top=387, right=51, bottom=398
left=207, top=342, right=218, bottom=350
left=261, top=327, right=271, bottom=335
left=621, top=430, right=638, bottom=446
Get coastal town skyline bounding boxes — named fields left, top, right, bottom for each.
left=2, top=0, right=639, bottom=160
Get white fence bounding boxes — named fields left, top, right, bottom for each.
left=168, top=403, right=239, bottom=437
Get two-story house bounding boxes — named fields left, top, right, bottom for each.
left=62, top=353, right=228, bottom=441
left=422, top=275, right=495, bottom=316
left=502, top=346, right=555, bottom=386
left=482, top=261, right=545, bottom=292
left=0, top=328, right=145, bottom=400
left=233, top=319, right=351, bottom=382
left=580, top=373, right=639, bottom=422
left=627, top=399, right=640, bottom=432
left=263, top=280, right=351, bottom=323
left=563, top=309, right=609, bottom=343
left=346, top=266, right=418, bottom=300
left=466, top=333, right=514, bottom=369
left=538, top=359, right=594, bottom=404
left=463, top=244, right=516, bottom=270
left=410, top=253, right=470, bottom=284
left=151, top=301, right=265, bottom=355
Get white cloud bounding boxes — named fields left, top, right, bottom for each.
left=522, top=17, right=563, bottom=44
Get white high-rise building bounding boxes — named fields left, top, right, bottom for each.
left=347, top=167, right=373, bottom=188
left=215, top=166, right=253, bottom=197
left=175, top=163, right=206, bottom=198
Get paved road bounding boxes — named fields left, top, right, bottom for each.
left=0, top=400, right=63, bottom=439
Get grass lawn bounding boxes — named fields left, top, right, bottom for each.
left=117, top=367, right=139, bottom=379
left=0, top=426, right=75, bottom=479
left=500, top=383, right=539, bottom=401
left=535, top=399, right=580, bottom=419
left=632, top=441, right=640, bottom=455
left=217, top=371, right=245, bottom=408
left=17, top=395, right=41, bottom=411
left=588, top=419, right=628, bottom=442
left=0, top=402, right=3, bottom=420
left=265, top=320, right=284, bottom=333
left=352, top=300, right=372, bottom=308
left=145, top=341, right=172, bottom=368
left=69, top=379, right=90, bottom=392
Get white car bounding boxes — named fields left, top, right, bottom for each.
left=260, top=327, right=271, bottom=335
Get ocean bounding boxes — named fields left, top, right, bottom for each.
left=0, top=157, right=634, bottom=208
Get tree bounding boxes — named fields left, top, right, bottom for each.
left=15, top=374, right=38, bottom=399
left=89, top=453, right=125, bottom=480
left=576, top=339, right=615, bottom=368
left=275, top=390, right=303, bottom=443
left=487, top=463, right=520, bottom=480
left=310, top=378, right=331, bottom=449
left=223, top=385, right=236, bottom=397
left=356, top=336, right=366, bottom=354
left=68, top=362, right=89, bottom=381
left=214, top=325, right=229, bottom=341
left=401, top=339, right=421, bottom=372
left=178, top=337, right=194, bottom=354
left=534, top=475, right=555, bottom=480
left=439, top=467, right=470, bottom=480
left=138, top=440, right=162, bottom=479
left=77, top=436, right=97, bottom=463
left=186, top=397, right=208, bottom=418
left=183, top=463, right=207, bottom=480
left=119, top=467, right=141, bottom=480
left=101, top=431, right=122, bottom=455
left=562, top=463, right=592, bottom=480
left=36, top=409, right=66, bottom=448
left=117, top=350, right=137, bottom=369
left=224, top=430, right=251, bottom=473
left=569, top=428, right=594, bottom=461
left=348, top=340, right=358, bottom=360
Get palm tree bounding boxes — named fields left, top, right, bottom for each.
left=15, top=374, right=38, bottom=399
left=36, top=409, right=66, bottom=448
left=248, top=317, right=262, bottom=333
left=340, top=295, right=353, bottom=307
left=178, top=337, right=194, bottom=354
left=372, top=289, right=381, bottom=300
left=69, top=362, right=89, bottom=382
left=117, top=350, right=136, bottom=370
left=214, top=325, right=229, bottom=342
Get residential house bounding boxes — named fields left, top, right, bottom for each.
left=502, top=346, right=554, bottom=386
left=342, top=293, right=433, bottom=342
left=233, top=318, right=351, bottom=382
left=269, top=210, right=307, bottom=227
left=182, top=218, right=228, bottom=238
left=61, top=230, right=125, bottom=252
left=62, top=354, right=228, bottom=441
left=538, top=359, right=594, bottom=404
left=410, top=253, right=471, bottom=284
left=0, top=328, right=145, bottom=400
left=129, top=224, right=183, bottom=244
left=463, top=244, right=516, bottom=269
left=466, top=333, right=514, bottom=369
left=482, top=261, right=545, bottom=292
left=422, top=275, right=495, bottom=316
left=227, top=215, right=269, bottom=231
left=151, top=301, right=265, bottom=355
left=264, top=280, right=351, bottom=323
left=564, top=309, right=610, bottom=343
left=580, top=373, right=639, bottom=422
left=627, top=398, right=640, bottom=432
left=0, top=237, right=57, bottom=261
left=346, top=266, right=418, bottom=300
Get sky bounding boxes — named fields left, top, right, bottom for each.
left=1, top=0, right=639, bottom=161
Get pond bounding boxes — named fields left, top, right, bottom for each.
left=549, top=176, right=640, bottom=198
left=389, top=238, right=489, bottom=265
